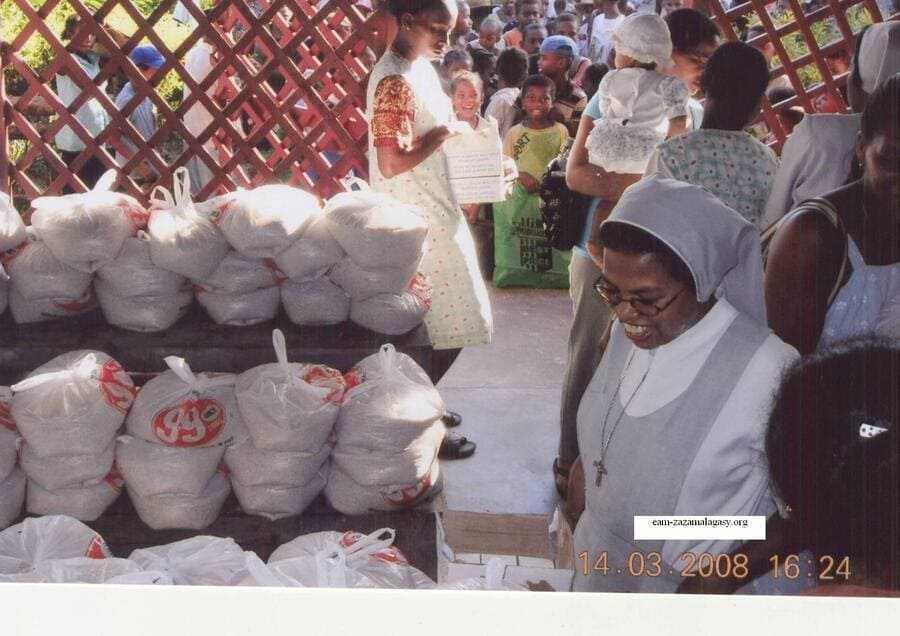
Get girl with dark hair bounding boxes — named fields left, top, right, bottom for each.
left=763, top=22, right=900, bottom=226
left=367, top=0, right=493, bottom=459
left=765, top=75, right=900, bottom=355
left=766, top=340, right=900, bottom=595
left=569, top=175, right=804, bottom=594
left=645, top=41, right=778, bottom=228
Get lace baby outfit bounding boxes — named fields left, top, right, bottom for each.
left=585, top=68, right=689, bottom=174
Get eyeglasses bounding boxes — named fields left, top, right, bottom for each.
left=593, top=278, right=686, bottom=317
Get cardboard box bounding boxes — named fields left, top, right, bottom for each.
left=435, top=508, right=575, bottom=591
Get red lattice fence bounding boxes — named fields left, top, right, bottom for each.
left=0, top=0, right=892, bottom=207
left=707, top=0, right=889, bottom=151
left=0, top=0, right=383, bottom=206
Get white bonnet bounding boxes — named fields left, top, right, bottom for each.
left=610, top=12, right=674, bottom=68
left=858, top=22, right=900, bottom=95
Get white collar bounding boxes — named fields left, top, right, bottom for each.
left=619, top=298, right=738, bottom=416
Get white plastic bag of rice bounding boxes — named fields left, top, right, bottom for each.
left=147, top=167, right=229, bottom=281
left=225, top=437, right=331, bottom=487
left=8, top=285, right=98, bottom=324
left=26, top=468, right=123, bottom=521
left=281, top=276, right=350, bottom=326
left=193, top=250, right=283, bottom=294
left=126, top=356, right=248, bottom=449
left=343, top=343, right=435, bottom=391
left=0, top=191, right=26, bottom=252
left=30, top=170, right=149, bottom=272
left=96, top=231, right=186, bottom=298
left=96, top=278, right=193, bottom=333
left=0, top=428, right=18, bottom=484
left=331, top=419, right=443, bottom=488
left=8, top=556, right=171, bottom=585
left=127, top=469, right=230, bottom=531
left=327, top=252, right=422, bottom=301
left=116, top=434, right=224, bottom=498
left=19, top=436, right=114, bottom=491
left=324, top=190, right=428, bottom=269
left=0, top=469, right=25, bottom=530
left=3, top=229, right=92, bottom=300
left=196, top=285, right=280, bottom=326
left=235, top=329, right=344, bottom=452
left=268, top=527, right=434, bottom=589
left=128, top=535, right=271, bottom=585
left=200, top=184, right=319, bottom=258
left=273, top=213, right=344, bottom=280
left=11, top=350, right=135, bottom=457
left=335, top=344, right=445, bottom=454
left=0, top=514, right=111, bottom=575
left=324, top=459, right=442, bottom=515
left=350, top=273, right=432, bottom=335
left=232, top=468, right=327, bottom=520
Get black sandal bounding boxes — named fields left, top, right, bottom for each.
left=441, top=411, right=463, bottom=428
left=439, top=431, right=476, bottom=460
left=553, top=458, right=571, bottom=500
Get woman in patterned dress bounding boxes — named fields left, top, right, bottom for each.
left=367, top=0, right=494, bottom=458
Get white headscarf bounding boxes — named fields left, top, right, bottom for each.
left=858, top=22, right=900, bottom=95
left=600, top=175, right=767, bottom=324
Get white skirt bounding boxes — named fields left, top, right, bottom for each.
left=586, top=119, right=664, bottom=174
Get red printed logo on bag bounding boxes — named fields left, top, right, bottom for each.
left=264, top=259, right=288, bottom=284
left=0, top=239, right=28, bottom=266
left=343, top=367, right=365, bottom=393
left=339, top=531, right=409, bottom=565
left=304, top=366, right=346, bottom=405
left=85, top=535, right=112, bottom=559
left=124, top=201, right=151, bottom=228
left=0, top=400, right=17, bottom=434
left=52, top=287, right=97, bottom=313
left=105, top=463, right=125, bottom=493
left=98, top=359, right=136, bottom=414
left=207, top=201, right=232, bottom=226
left=152, top=397, right=226, bottom=447
left=406, top=274, right=433, bottom=310
left=381, top=470, right=434, bottom=508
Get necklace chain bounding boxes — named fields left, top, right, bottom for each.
left=594, top=350, right=651, bottom=487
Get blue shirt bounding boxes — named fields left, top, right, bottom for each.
left=572, top=93, right=703, bottom=259
left=114, top=81, right=157, bottom=169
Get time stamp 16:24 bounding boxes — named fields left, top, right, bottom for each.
left=578, top=551, right=852, bottom=581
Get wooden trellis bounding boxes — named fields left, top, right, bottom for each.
left=0, top=0, right=892, bottom=207
left=708, top=0, right=888, bottom=150
left=0, top=0, right=381, bottom=205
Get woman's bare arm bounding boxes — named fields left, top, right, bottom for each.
left=565, top=114, right=641, bottom=200
left=764, top=210, right=846, bottom=354
left=375, top=125, right=453, bottom=179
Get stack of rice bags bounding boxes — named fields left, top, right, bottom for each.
left=120, top=355, right=247, bottom=529
left=0, top=387, right=24, bottom=528
left=0, top=191, right=26, bottom=317
left=7, top=171, right=149, bottom=324
left=266, top=528, right=434, bottom=588
left=196, top=184, right=318, bottom=325
left=228, top=329, right=344, bottom=519
left=10, top=351, right=135, bottom=520
left=273, top=196, right=350, bottom=326
left=323, top=190, right=433, bottom=335
left=326, top=344, right=446, bottom=514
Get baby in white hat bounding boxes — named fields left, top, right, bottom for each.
left=585, top=12, right=689, bottom=174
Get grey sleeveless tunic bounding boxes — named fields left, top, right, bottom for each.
left=573, top=312, right=769, bottom=593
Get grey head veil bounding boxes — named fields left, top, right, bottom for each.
left=599, top=174, right=767, bottom=325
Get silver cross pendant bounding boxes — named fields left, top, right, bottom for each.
left=594, top=459, right=608, bottom=487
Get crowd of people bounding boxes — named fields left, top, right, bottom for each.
left=365, top=0, right=900, bottom=596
